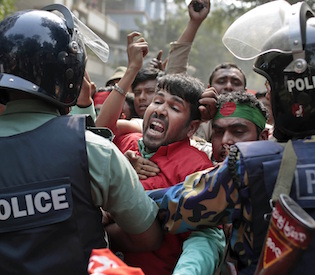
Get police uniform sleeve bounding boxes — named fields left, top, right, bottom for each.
left=85, top=130, right=159, bottom=234
left=149, top=157, right=240, bottom=234
left=71, top=103, right=96, bottom=122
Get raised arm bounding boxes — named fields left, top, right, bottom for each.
left=95, top=32, right=148, bottom=136
left=179, top=0, right=210, bottom=43
left=166, top=0, right=210, bottom=74
left=71, top=70, right=97, bottom=120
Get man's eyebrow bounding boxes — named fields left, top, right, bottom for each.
left=171, top=96, right=185, bottom=107
left=229, top=123, right=250, bottom=130
left=213, top=122, right=248, bottom=129
left=156, top=91, right=165, bottom=97
left=216, top=76, right=228, bottom=80
left=231, top=76, right=242, bottom=81
left=212, top=123, right=224, bottom=130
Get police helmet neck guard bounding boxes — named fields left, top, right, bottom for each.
left=223, top=1, right=315, bottom=141
left=0, top=4, right=86, bottom=108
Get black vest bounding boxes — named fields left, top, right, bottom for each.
left=236, top=139, right=315, bottom=274
left=0, top=115, right=106, bottom=275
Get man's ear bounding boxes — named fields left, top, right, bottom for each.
left=259, top=128, right=269, bottom=140
left=187, top=120, right=201, bottom=138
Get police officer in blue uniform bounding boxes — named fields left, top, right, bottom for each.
left=0, top=4, right=162, bottom=275
left=147, top=1, right=315, bottom=274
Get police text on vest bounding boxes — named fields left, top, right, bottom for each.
left=0, top=188, right=69, bottom=220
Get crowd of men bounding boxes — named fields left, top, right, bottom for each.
left=0, top=1, right=314, bottom=275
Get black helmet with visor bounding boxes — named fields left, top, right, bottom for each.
left=223, top=0, right=315, bottom=141
left=0, top=4, right=109, bottom=109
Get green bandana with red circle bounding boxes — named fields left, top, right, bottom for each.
left=214, top=101, right=266, bottom=130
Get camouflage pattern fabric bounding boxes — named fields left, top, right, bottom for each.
left=147, top=155, right=254, bottom=267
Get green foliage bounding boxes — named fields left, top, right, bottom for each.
left=137, top=4, right=188, bottom=57
left=0, top=0, right=15, bottom=21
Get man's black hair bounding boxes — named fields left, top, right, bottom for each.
left=131, top=67, right=164, bottom=90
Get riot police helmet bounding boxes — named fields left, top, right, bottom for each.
left=0, top=4, right=86, bottom=108
left=223, top=0, right=315, bottom=141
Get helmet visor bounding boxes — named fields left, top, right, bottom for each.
left=222, top=0, right=293, bottom=60
left=42, top=4, right=109, bottom=63
left=73, top=14, right=109, bottom=63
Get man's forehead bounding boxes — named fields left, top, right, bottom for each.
left=213, top=117, right=254, bottom=128
left=214, top=68, right=244, bottom=80
left=156, top=89, right=187, bottom=105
